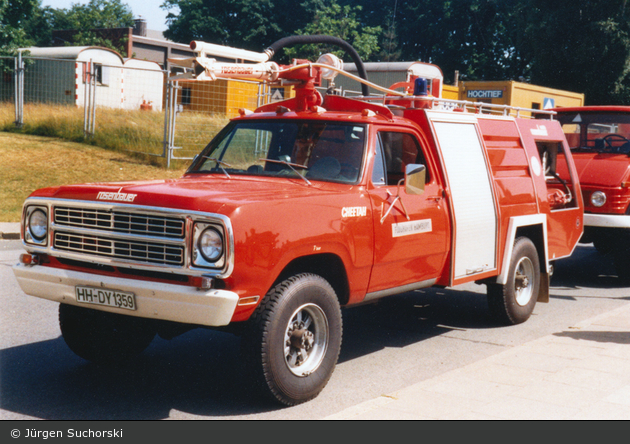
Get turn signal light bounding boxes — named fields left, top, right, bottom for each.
left=237, top=296, right=260, bottom=306
left=19, top=253, right=39, bottom=265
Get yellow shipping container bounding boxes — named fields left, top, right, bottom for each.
left=457, top=80, right=584, bottom=114
left=442, top=84, right=459, bottom=100
left=177, top=79, right=293, bottom=118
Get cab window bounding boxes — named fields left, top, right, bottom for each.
left=372, top=131, right=429, bottom=186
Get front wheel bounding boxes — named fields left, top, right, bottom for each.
left=59, top=304, right=156, bottom=365
left=487, top=237, right=540, bottom=325
left=242, top=273, right=342, bottom=406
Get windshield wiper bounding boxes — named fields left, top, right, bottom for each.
left=261, top=158, right=311, bottom=186
left=204, top=157, right=232, bottom=179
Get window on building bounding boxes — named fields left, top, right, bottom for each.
left=82, top=62, right=110, bottom=86
left=94, top=64, right=109, bottom=86
left=182, top=87, right=192, bottom=105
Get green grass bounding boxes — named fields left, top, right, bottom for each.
left=0, top=132, right=189, bottom=222
left=0, top=102, right=229, bottom=168
left=0, top=102, right=233, bottom=221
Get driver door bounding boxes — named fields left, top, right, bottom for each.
left=366, top=129, right=450, bottom=295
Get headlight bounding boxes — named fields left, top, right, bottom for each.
left=25, top=206, right=48, bottom=244
left=591, top=191, right=606, bottom=207
left=192, top=222, right=225, bottom=268
left=198, top=227, right=223, bottom=262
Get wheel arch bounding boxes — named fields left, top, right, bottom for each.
left=498, top=215, right=550, bottom=303
left=273, top=253, right=350, bottom=306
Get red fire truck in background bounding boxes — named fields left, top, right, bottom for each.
left=13, top=36, right=584, bottom=405
left=554, top=106, right=630, bottom=275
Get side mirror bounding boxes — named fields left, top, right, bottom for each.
left=405, top=164, right=426, bottom=195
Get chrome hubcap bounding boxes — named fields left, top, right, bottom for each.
left=284, top=303, right=328, bottom=376
left=514, top=257, right=535, bottom=306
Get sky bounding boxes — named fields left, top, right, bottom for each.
left=39, top=0, right=173, bottom=32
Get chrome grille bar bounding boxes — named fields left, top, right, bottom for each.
left=22, top=197, right=235, bottom=278
left=54, top=232, right=185, bottom=265
left=54, top=207, right=185, bottom=238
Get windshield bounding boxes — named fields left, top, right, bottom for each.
left=557, top=112, right=630, bottom=153
left=187, top=120, right=367, bottom=184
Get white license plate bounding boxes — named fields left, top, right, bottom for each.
left=75, top=286, right=137, bottom=311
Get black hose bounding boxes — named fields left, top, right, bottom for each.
left=264, top=35, right=369, bottom=96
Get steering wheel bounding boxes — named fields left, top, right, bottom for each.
left=602, top=134, right=630, bottom=153
left=339, top=162, right=359, bottom=180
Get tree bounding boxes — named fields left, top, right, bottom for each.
left=0, top=0, right=38, bottom=55
left=283, top=1, right=382, bottom=62
left=523, top=0, right=630, bottom=104
left=54, top=0, right=134, bottom=30
left=378, top=13, right=401, bottom=62
left=47, top=0, right=134, bottom=54
left=344, top=0, right=530, bottom=83
left=161, top=0, right=313, bottom=51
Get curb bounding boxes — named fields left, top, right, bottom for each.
left=0, top=223, right=21, bottom=240
left=0, top=233, right=21, bottom=240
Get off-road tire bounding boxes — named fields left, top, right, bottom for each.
left=242, top=273, right=342, bottom=406
left=613, top=250, right=630, bottom=282
left=593, top=236, right=615, bottom=256
left=59, top=303, right=156, bottom=365
left=487, top=237, right=540, bottom=325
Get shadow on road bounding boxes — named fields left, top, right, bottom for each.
left=553, top=330, right=630, bottom=345
left=551, top=244, right=630, bottom=291
left=0, top=286, right=494, bottom=420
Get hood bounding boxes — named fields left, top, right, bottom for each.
left=571, top=152, right=630, bottom=187
left=29, top=175, right=343, bottom=215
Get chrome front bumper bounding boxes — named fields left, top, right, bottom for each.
left=12, top=263, right=239, bottom=327
left=584, top=214, right=630, bottom=229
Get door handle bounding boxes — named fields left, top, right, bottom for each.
left=426, top=189, right=445, bottom=203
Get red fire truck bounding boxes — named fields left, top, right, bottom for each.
left=13, top=36, right=584, bottom=405
left=554, top=106, right=630, bottom=274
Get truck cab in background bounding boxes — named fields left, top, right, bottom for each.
left=554, top=106, right=630, bottom=274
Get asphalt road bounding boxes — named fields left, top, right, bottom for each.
left=1, top=239, right=629, bottom=420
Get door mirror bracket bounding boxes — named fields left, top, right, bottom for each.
left=380, top=164, right=426, bottom=224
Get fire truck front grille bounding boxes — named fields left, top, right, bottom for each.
left=53, top=231, right=185, bottom=265
left=54, top=207, right=185, bottom=238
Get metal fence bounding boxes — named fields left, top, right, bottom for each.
left=1, top=55, right=281, bottom=167
left=166, top=78, right=274, bottom=162
left=0, top=56, right=20, bottom=125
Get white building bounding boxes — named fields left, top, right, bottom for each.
left=122, top=59, right=164, bottom=111
left=18, top=46, right=164, bottom=111
left=333, top=61, right=444, bottom=97
left=22, top=46, right=125, bottom=109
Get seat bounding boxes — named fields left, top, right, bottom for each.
left=306, top=157, right=341, bottom=180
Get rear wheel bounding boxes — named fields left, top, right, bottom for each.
left=592, top=230, right=617, bottom=256
left=613, top=249, right=630, bottom=282
left=242, top=273, right=342, bottom=406
left=59, top=304, right=156, bottom=365
left=487, top=237, right=540, bottom=325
